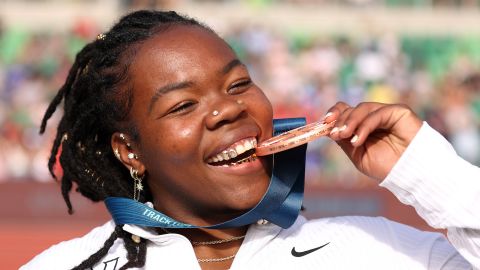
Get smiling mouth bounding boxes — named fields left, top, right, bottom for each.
left=207, top=138, right=258, bottom=167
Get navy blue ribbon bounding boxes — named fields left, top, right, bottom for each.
left=105, top=118, right=307, bottom=229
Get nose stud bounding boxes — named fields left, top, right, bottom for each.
left=211, top=100, right=241, bottom=117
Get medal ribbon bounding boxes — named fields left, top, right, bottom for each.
left=105, top=118, right=307, bottom=229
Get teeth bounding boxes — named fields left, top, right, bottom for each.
left=228, top=149, right=237, bottom=159
left=222, top=151, right=229, bottom=161
left=218, top=154, right=257, bottom=167
left=235, top=144, right=245, bottom=154
left=230, top=154, right=257, bottom=166
left=208, top=137, right=257, bottom=164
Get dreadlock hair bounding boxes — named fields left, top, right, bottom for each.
left=39, top=10, right=209, bottom=269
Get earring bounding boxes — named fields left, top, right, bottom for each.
left=212, top=110, right=219, bottom=116
left=130, top=167, right=144, bottom=201
left=128, top=152, right=137, bottom=160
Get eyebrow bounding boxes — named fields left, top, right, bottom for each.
left=147, top=59, right=245, bottom=115
left=221, top=59, right=244, bottom=75
left=148, top=81, right=193, bottom=114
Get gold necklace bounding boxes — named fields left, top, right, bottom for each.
left=191, top=235, right=245, bottom=246
left=197, top=254, right=236, bottom=263
left=160, top=227, right=246, bottom=246
left=160, top=228, right=245, bottom=263
left=193, top=236, right=244, bottom=263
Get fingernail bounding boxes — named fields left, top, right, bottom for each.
left=330, top=127, right=339, bottom=134
left=350, top=135, right=359, bottom=144
left=339, top=125, right=347, bottom=132
left=323, top=112, right=333, bottom=120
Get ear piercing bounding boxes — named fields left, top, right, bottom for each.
left=212, top=110, right=219, bottom=116
left=130, top=167, right=144, bottom=201
left=115, top=148, right=137, bottom=160
left=119, top=133, right=132, bottom=147
left=117, top=133, right=137, bottom=160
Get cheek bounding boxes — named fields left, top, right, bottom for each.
left=144, top=122, right=199, bottom=164
left=253, top=91, right=274, bottom=126
left=171, top=128, right=197, bottom=162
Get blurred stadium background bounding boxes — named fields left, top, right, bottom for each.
left=1, top=0, right=480, bottom=268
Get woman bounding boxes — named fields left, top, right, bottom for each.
left=22, top=10, right=479, bottom=270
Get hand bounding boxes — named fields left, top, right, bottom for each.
left=325, top=102, right=423, bottom=181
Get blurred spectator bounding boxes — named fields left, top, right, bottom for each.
left=1, top=12, right=480, bottom=187
left=0, top=22, right=90, bottom=182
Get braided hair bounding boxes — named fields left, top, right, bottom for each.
left=39, top=10, right=207, bottom=269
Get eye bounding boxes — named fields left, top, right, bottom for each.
left=168, top=101, right=196, bottom=115
left=228, top=79, right=252, bottom=94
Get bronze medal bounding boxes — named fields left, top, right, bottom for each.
left=256, top=121, right=336, bottom=156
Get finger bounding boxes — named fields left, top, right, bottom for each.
left=333, top=102, right=386, bottom=141
left=323, top=101, right=351, bottom=123
left=325, top=102, right=354, bottom=140
left=350, top=104, right=421, bottom=147
left=334, top=135, right=356, bottom=158
left=328, top=106, right=353, bottom=140
left=332, top=102, right=385, bottom=166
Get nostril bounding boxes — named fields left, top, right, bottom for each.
left=215, top=119, right=231, bottom=128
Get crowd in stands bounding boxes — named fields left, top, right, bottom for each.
left=124, top=0, right=480, bottom=8
left=1, top=18, right=480, bottom=187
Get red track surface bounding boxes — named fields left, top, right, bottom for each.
left=1, top=182, right=438, bottom=269
left=1, top=220, right=108, bottom=269
left=1, top=182, right=110, bottom=269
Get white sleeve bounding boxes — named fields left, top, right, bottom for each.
left=381, top=122, right=480, bottom=269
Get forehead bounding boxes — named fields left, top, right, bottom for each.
left=130, top=25, right=236, bottom=82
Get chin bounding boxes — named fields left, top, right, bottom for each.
left=226, top=174, right=270, bottom=211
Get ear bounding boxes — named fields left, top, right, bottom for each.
left=111, top=132, right=146, bottom=176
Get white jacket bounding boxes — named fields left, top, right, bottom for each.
left=21, top=123, right=480, bottom=269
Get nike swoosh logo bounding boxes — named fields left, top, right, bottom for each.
left=291, top=242, right=330, bottom=257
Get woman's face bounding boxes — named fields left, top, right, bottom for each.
left=126, top=25, right=273, bottom=225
